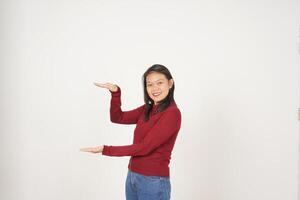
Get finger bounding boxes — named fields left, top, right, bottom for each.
left=105, top=83, right=117, bottom=91
left=94, top=82, right=106, bottom=88
left=105, top=82, right=113, bottom=86
left=80, top=148, right=92, bottom=152
left=96, top=83, right=116, bottom=92
left=94, top=83, right=112, bottom=91
left=104, top=83, right=113, bottom=88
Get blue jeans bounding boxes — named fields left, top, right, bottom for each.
left=125, top=170, right=171, bottom=200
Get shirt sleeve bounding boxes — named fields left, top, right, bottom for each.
left=102, top=108, right=181, bottom=157
left=110, top=86, right=145, bottom=124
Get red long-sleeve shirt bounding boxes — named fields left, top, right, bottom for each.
left=102, top=86, right=181, bottom=177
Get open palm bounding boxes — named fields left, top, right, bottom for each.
left=80, top=146, right=104, bottom=154
left=93, top=82, right=118, bottom=92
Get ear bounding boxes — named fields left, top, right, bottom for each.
left=168, top=79, right=174, bottom=89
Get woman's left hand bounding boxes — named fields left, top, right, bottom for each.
left=80, top=145, right=104, bottom=153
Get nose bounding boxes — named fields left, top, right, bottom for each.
left=152, top=88, right=160, bottom=93
left=153, top=85, right=160, bottom=90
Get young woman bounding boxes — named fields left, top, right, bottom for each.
left=80, top=64, right=182, bottom=200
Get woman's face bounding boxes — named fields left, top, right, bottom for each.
left=146, top=72, right=173, bottom=105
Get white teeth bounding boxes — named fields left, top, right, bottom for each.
left=153, top=93, right=161, bottom=96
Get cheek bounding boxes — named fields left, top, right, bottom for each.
left=146, top=88, right=152, bottom=96
left=163, top=90, right=169, bottom=97
left=162, top=85, right=170, bottom=93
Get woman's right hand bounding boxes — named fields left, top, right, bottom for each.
left=94, top=82, right=118, bottom=92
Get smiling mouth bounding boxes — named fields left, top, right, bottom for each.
left=152, top=92, right=161, bottom=97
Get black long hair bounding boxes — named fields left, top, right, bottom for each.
left=142, top=64, right=175, bottom=122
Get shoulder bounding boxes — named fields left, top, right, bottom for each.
left=159, top=103, right=181, bottom=129
left=167, top=101, right=180, bottom=112
left=162, top=102, right=181, bottom=118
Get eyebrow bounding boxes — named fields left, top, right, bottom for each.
left=146, top=79, right=164, bottom=83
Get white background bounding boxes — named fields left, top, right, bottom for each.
left=1, top=0, right=299, bottom=199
